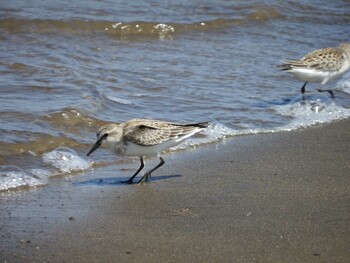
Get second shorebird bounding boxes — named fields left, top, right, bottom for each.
left=280, top=43, right=350, bottom=98
left=87, top=119, right=210, bottom=184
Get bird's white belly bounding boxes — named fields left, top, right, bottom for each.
left=290, top=68, right=340, bottom=84
left=123, top=140, right=182, bottom=157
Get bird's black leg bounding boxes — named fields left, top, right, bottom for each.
left=301, top=82, right=307, bottom=94
left=138, top=157, right=165, bottom=184
left=124, top=157, right=144, bottom=184
left=300, top=81, right=308, bottom=101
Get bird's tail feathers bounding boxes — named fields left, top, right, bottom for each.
left=182, top=121, right=211, bottom=129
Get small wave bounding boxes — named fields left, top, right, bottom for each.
left=169, top=96, right=350, bottom=151
left=0, top=165, right=47, bottom=192
left=0, top=7, right=282, bottom=39
left=105, top=96, right=133, bottom=105
left=247, top=7, right=282, bottom=21
left=40, top=107, right=108, bottom=133
left=104, top=22, right=176, bottom=40
left=0, top=133, right=80, bottom=157
left=6, top=63, right=39, bottom=75
left=273, top=95, right=350, bottom=130
left=0, top=108, right=109, bottom=158
left=42, top=147, right=91, bottom=173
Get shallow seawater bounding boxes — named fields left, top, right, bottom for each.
left=1, top=0, right=350, bottom=191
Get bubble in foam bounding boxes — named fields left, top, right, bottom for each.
left=42, top=147, right=91, bottom=173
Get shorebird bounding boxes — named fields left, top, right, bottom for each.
left=280, top=43, right=350, bottom=98
left=87, top=119, right=210, bottom=184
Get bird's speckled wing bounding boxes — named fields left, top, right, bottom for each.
left=283, top=47, right=346, bottom=71
left=123, top=119, right=207, bottom=146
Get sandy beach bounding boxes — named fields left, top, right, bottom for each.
left=1, top=119, right=349, bottom=263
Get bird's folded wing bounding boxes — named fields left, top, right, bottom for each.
left=282, top=48, right=345, bottom=71
left=301, top=48, right=344, bottom=71
left=124, top=123, right=188, bottom=146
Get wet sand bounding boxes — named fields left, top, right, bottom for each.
left=1, top=119, right=350, bottom=262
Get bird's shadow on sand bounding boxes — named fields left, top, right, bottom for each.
left=74, top=174, right=182, bottom=187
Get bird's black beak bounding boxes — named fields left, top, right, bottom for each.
left=87, top=134, right=107, bottom=156
left=87, top=141, right=101, bottom=156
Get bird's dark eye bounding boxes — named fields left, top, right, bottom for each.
left=103, top=133, right=109, bottom=139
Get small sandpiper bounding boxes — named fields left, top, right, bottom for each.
left=87, top=119, right=210, bottom=184
left=280, top=43, right=350, bottom=98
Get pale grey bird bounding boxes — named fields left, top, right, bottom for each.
left=281, top=43, right=350, bottom=98
left=87, top=119, right=210, bottom=184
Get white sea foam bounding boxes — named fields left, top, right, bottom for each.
left=169, top=96, right=350, bottom=151
left=273, top=96, right=350, bottom=131
left=0, top=148, right=91, bottom=191
left=171, top=122, right=237, bottom=151
left=42, top=147, right=91, bottom=173
left=0, top=165, right=46, bottom=191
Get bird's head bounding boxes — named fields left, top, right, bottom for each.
left=87, top=123, right=123, bottom=156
